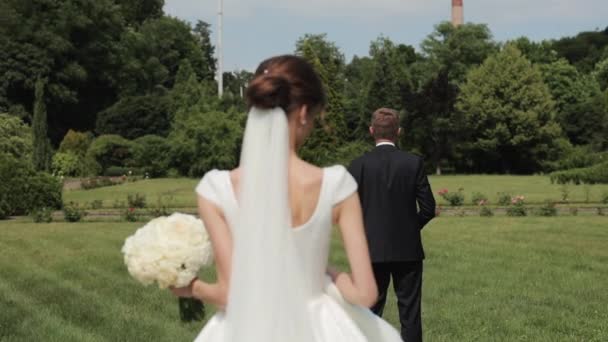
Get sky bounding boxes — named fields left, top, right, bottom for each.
left=164, top=0, right=608, bottom=71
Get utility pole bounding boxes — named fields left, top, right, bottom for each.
left=217, top=0, right=224, bottom=97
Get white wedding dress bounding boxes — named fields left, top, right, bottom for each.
left=194, top=165, right=403, bottom=342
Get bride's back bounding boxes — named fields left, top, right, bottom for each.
left=229, top=159, right=324, bottom=228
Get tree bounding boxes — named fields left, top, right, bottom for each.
left=193, top=20, right=217, bottom=82
left=114, top=16, right=206, bottom=97
left=169, top=106, right=243, bottom=176
left=0, top=0, right=127, bottom=142
left=553, top=28, right=608, bottom=72
left=541, top=59, right=608, bottom=146
left=594, top=57, right=608, bottom=91
left=116, top=0, right=164, bottom=26
left=0, top=113, right=32, bottom=159
left=457, top=45, right=566, bottom=173
left=32, top=78, right=51, bottom=171
left=408, top=22, right=498, bottom=174
left=363, top=37, right=415, bottom=134
left=510, top=37, right=558, bottom=64
left=343, top=56, right=374, bottom=138
left=295, top=34, right=348, bottom=165
left=96, top=94, right=171, bottom=139
left=421, top=22, right=498, bottom=85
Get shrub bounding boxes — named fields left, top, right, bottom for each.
left=598, top=207, right=605, bottom=216
left=169, top=109, right=243, bottom=176
left=31, top=207, right=53, bottom=223
left=86, top=135, right=134, bottom=175
left=472, top=192, right=488, bottom=205
left=132, top=135, right=172, bottom=178
left=123, top=207, right=139, bottom=222
left=438, top=188, right=465, bottom=206
left=602, top=191, right=608, bottom=204
left=506, top=196, right=527, bottom=217
left=26, top=173, right=63, bottom=212
left=90, top=200, right=103, bottom=209
left=559, top=184, right=570, bottom=202
left=537, top=201, right=558, bottom=217
left=480, top=206, right=494, bottom=217
left=127, top=193, right=146, bottom=208
left=81, top=177, right=120, bottom=190
left=58, top=130, right=93, bottom=157
left=51, top=152, right=82, bottom=177
left=569, top=207, right=579, bottom=216
left=63, top=202, right=86, bottom=222
left=104, top=166, right=131, bottom=177
left=552, top=146, right=607, bottom=170
left=549, top=162, right=608, bottom=184
left=497, top=192, right=512, bottom=206
left=0, top=113, right=32, bottom=159
left=148, top=195, right=173, bottom=217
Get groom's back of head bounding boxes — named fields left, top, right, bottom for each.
left=371, top=108, right=400, bottom=141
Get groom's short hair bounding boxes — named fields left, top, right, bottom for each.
left=371, top=108, right=400, bottom=140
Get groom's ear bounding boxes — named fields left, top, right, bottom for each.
left=369, top=126, right=374, bottom=137
left=398, top=127, right=403, bottom=136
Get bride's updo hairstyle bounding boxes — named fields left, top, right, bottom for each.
left=246, top=55, right=327, bottom=117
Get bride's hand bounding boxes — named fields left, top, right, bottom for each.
left=170, top=278, right=198, bottom=298
left=326, top=266, right=341, bottom=281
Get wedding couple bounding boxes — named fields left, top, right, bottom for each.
left=171, top=55, right=436, bottom=342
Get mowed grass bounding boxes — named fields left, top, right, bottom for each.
left=63, top=176, right=608, bottom=209
left=1, top=217, right=607, bottom=341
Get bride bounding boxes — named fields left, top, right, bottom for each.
left=171, top=55, right=402, bottom=341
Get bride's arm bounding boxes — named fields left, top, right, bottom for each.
left=330, top=193, right=378, bottom=308
left=171, top=196, right=232, bottom=310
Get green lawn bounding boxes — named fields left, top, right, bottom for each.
left=1, top=217, right=607, bottom=341
left=63, top=176, right=608, bottom=209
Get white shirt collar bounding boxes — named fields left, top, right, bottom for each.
left=376, top=141, right=396, bottom=147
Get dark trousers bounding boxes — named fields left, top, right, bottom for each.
left=371, top=261, right=423, bottom=342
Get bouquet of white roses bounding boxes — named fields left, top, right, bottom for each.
left=122, top=212, right=213, bottom=321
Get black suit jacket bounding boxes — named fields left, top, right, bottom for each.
left=348, top=145, right=436, bottom=262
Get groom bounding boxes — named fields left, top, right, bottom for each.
left=348, top=108, right=436, bottom=342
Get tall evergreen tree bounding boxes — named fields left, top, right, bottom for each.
left=32, top=78, right=51, bottom=171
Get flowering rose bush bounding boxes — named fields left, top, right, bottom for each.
left=438, top=188, right=465, bottom=206
left=507, top=195, right=527, bottom=217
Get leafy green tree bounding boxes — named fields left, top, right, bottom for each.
left=0, top=113, right=32, bottom=159
left=131, top=135, right=172, bottom=177
left=363, top=37, right=416, bottom=135
left=116, top=0, right=164, bottom=26
left=114, top=16, right=206, bottom=96
left=0, top=0, right=127, bottom=141
left=553, top=27, right=608, bottom=72
left=58, top=130, right=94, bottom=157
left=407, top=22, right=497, bottom=174
left=296, top=34, right=348, bottom=165
left=541, top=59, right=608, bottom=146
left=168, top=107, right=243, bottom=176
left=32, top=78, right=51, bottom=171
left=96, top=94, right=171, bottom=139
left=343, top=56, right=374, bottom=135
left=86, top=134, right=134, bottom=174
left=457, top=44, right=566, bottom=173
left=193, top=20, right=217, bottom=82
left=594, top=57, right=608, bottom=91
left=510, top=37, right=558, bottom=64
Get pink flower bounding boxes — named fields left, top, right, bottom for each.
left=478, top=200, right=487, bottom=206
left=438, top=189, right=449, bottom=196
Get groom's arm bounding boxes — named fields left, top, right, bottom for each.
left=414, top=157, right=436, bottom=229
